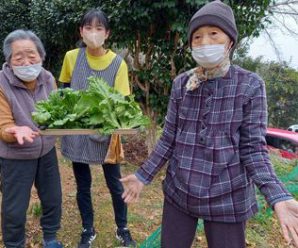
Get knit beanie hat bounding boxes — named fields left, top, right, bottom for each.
left=188, top=0, right=238, bottom=49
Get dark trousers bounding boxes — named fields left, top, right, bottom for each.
left=72, top=162, right=127, bottom=229
left=161, top=199, right=246, bottom=248
left=0, top=148, right=62, bottom=248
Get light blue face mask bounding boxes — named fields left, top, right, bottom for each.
left=191, top=44, right=228, bottom=68
left=12, top=62, right=42, bottom=82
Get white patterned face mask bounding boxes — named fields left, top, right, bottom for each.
left=12, top=62, right=42, bottom=82
left=83, top=31, right=105, bottom=49
left=191, top=43, right=229, bottom=68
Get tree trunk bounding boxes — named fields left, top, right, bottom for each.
left=145, top=111, right=158, bottom=155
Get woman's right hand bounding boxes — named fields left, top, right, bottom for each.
left=120, top=174, right=144, bottom=203
left=5, top=126, right=39, bottom=145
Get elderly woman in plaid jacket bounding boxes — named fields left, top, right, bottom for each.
left=121, top=1, right=298, bottom=247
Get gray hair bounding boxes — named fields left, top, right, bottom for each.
left=3, top=29, right=46, bottom=62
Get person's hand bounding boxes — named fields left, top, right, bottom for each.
left=5, top=126, right=39, bottom=145
left=120, top=174, right=144, bottom=203
left=274, top=199, right=298, bottom=247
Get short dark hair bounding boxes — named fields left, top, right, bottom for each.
left=80, top=9, right=110, bottom=31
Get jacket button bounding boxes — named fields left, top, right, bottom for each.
left=199, top=137, right=205, bottom=144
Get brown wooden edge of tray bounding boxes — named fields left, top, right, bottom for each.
left=39, top=128, right=139, bottom=136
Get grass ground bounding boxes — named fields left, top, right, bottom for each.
left=0, top=134, right=296, bottom=247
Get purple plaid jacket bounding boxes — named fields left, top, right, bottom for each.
left=136, top=65, right=292, bottom=222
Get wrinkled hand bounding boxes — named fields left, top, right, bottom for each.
left=120, top=174, right=144, bottom=203
left=5, top=126, right=39, bottom=145
left=274, top=199, right=298, bottom=247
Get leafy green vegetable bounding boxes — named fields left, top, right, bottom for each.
left=32, top=76, right=150, bottom=134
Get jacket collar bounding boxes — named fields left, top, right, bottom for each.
left=2, top=62, right=45, bottom=89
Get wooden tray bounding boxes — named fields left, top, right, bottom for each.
left=39, top=128, right=139, bottom=136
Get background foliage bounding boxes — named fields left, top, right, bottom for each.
left=0, top=0, right=297, bottom=141
left=235, top=50, right=298, bottom=128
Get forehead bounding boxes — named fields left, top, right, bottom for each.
left=193, top=25, right=226, bottom=34
left=84, top=18, right=104, bottom=27
left=11, top=39, right=38, bottom=54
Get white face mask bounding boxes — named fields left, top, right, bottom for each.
left=83, top=32, right=105, bottom=49
left=191, top=44, right=228, bottom=68
left=12, top=62, right=42, bottom=82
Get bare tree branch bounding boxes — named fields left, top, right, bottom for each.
left=271, top=12, right=298, bottom=35
left=263, top=28, right=283, bottom=62
left=265, top=0, right=298, bottom=37
left=134, top=74, right=147, bottom=92
left=271, top=11, right=298, bottom=15
left=269, top=0, right=298, bottom=8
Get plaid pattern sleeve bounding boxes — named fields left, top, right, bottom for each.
left=135, top=74, right=184, bottom=184
left=239, top=74, right=292, bottom=206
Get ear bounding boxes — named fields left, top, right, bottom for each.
left=79, top=27, right=84, bottom=38
left=229, top=41, right=234, bottom=50
left=105, top=30, right=110, bottom=40
left=226, top=39, right=233, bottom=52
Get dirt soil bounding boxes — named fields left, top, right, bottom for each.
left=122, top=134, right=148, bottom=166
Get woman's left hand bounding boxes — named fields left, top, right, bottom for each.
left=274, top=199, right=298, bottom=247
